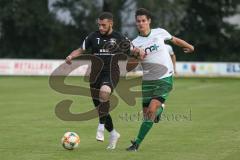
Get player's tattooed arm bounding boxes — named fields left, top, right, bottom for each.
left=171, top=36, right=194, bottom=53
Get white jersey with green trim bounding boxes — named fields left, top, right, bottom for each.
left=132, top=28, right=174, bottom=80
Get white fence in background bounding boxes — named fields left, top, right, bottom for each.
left=0, top=59, right=239, bottom=77
left=176, top=62, right=240, bottom=77
left=0, top=59, right=89, bottom=76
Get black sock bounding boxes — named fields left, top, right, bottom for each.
left=105, top=114, right=114, bottom=132
left=99, top=115, right=107, bottom=124
left=98, top=101, right=110, bottom=124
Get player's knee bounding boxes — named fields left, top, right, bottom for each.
left=99, top=85, right=111, bottom=102
left=150, top=99, right=162, bottom=107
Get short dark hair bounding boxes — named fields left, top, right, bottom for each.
left=98, top=12, right=113, bottom=20
left=135, top=8, right=151, bottom=19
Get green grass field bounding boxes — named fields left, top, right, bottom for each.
left=0, top=76, right=240, bottom=160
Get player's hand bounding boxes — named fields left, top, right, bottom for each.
left=132, top=48, right=147, bottom=60
left=138, top=49, right=147, bottom=60
left=174, top=70, right=178, bottom=77
left=65, top=55, right=72, bottom=65
left=183, top=45, right=194, bottom=53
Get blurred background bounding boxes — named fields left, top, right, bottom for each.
left=0, top=0, right=240, bottom=61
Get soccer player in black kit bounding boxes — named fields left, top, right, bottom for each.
left=65, top=12, right=145, bottom=150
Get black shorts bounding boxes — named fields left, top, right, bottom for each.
left=90, top=70, right=120, bottom=107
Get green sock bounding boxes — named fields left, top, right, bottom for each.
left=135, top=120, right=154, bottom=145
left=156, top=106, right=164, bottom=117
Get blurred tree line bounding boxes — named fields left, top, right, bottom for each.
left=0, top=0, right=239, bottom=61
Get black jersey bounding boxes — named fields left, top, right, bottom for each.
left=81, top=30, right=130, bottom=73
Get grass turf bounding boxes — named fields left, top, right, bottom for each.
left=0, top=76, right=240, bottom=160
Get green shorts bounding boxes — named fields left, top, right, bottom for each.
left=142, top=76, right=173, bottom=107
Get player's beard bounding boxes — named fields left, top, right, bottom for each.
left=102, top=25, right=112, bottom=36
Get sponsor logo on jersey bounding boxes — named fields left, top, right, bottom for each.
left=109, top=38, right=117, bottom=45
left=145, top=44, right=159, bottom=53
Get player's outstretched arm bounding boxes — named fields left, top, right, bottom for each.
left=65, top=48, right=84, bottom=65
left=171, top=37, right=194, bottom=53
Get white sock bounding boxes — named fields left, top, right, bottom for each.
left=110, top=129, right=117, bottom=136
left=98, top=123, right=105, bottom=131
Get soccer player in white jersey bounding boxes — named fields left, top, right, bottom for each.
left=126, top=8, right=194, bottom=151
